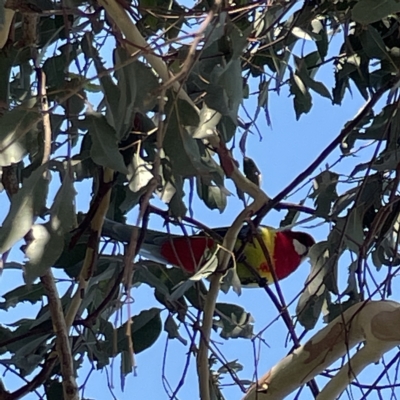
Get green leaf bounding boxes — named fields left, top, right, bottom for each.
left=81, top=32, right=121, bottom=131
left=340, top=107, right=384, bottom=152
left=331, top=188, right=357, bottom=217
left=134, top=263, right=171, bottom=297
left=38, top=15, right=66, bottom=48
left=349, top=61, right=370, bottom=100
left=360, top=26, right=390, bottom=60
left=24, top=174, right=76, bottom=281
left=204, top=12, right=227, bottom=49
left=120, top=350, right=134, bottom=376
left=163, top=97, right=203, bottom=177
left=45, top=379, right=64, bottom=400
left=291, top=26, right=316, bottom=41
left=302, top=75, right=331, bottom=100
left=0, top=105, right=40, bottom=166
left=118, top=185, right=147, bottom=214
left=0, top=283, right=45, bottom=310
left=170, top=252, right=219, bottom=301
left=11, top=351, right=45, bottom=376
left=192, top=104, right=222, bottom=139
left=294, top=55, right=331, bottom=99
left=352, top=0, right=400, bottom=24
left=215, top=59, right=243, bottom=122
left=310, top=170, right=339, bottom=218
left=54, top=234, right=89, bottom=278
left=370, top=148, right=400, bottom=172
left=85, top=113, right=128, bottom=174
left=59, top=78, right=86, bottom=116
left=332, top=64, right=351, bottom=105
left=230, top=24, right=252, bottom=60
left=83, top=38, right=158, bottom=139
left=289, top=73, right=312, bottom=119
left=371, top=238, right=400, bottom=268
left=168, top=183, right=187, bottom=219
left=164, top=314, right=187, bottom=345
left=113, top=47, right=137, bottom=139
left=314, top=19, right=328, bottom=59
left=344, top=261, right=358, bottom=295
left=257, top=79, right=272, bottom=127
left=214, top=303, right=254, bottom=339
left=197, top=178, right=227, bottom=213
left=132, top=261, right=192, bottom=315
left=218, top=360, right=243, bottom=374
left=323, top=298, right=360, bottom=324
left=131, top=60, right=159, bottom=113
left=0, top=165, right=49, bottom=254
left=296, top=241, right=338, bottom=329
left=42, top=43, right=77, bottom=88
left=297, top=287, right=329, bottom=331
left=127, top=154, right=153, bottom=193
left=342, top=208, right=364, bottom=253
left=112, top=50, right=158, bottom=137
left=0, top=50, right=13, bottom=109
left=243, top=157, right=261, bottom=187
left=50, top=174, right=76, bottom=229
left=217, top=115, right=238, bottom=143
left=117, top=308, right=162, bottom=354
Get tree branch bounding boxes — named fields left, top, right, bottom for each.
left=6, top=357, right=57, bottom=400
left=194, top=137, right=272, bottom=400
left=65, top=167, right=114, bottom=329
left=243, top=300, right=400, bottom=400
left=40, top=273, right=78, bottom=400
left=37, top=69, right=78, bottom=400
left=254, top=75, right=400, bottom=226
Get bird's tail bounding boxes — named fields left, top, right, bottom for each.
left=102, top=218, right=176, bottom=264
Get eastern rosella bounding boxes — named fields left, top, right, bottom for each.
left=102, top=220, right=315, bottom=286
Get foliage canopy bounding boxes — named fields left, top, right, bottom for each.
left=1, top=0, right=400, bottom=398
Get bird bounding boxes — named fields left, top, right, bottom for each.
left=102, top=219, right=315, bottom=286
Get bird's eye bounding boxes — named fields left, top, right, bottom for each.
left=292, top=239, right=308, bottom=256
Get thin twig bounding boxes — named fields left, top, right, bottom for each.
left=41, top=273, right=79, bottom=400
left=64, top=166, right=114, bottom=328
left=254, top=75, right=400, bottom=226
left=37, top=69, right=79, bottom=400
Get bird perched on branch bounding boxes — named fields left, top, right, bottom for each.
left=102, top=220, right=315, bottom=286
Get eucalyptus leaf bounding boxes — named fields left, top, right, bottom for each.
left=127, top=154, right=153, bottom=193
left=294, top=55, right=331, bottom=100
left=204, top=12, right=227, bottom=49
left=0, top=283, right=45, bottom=310
left=24, top=174, right=76, bottom=282
left=257, top=79, right=272, bottom=127
left=291, top=26, right=316, bottom=41
left=86, top=112, right=128, bottom=174
left=296, top=241, right=338, bottom=329
left=289, top=73, right=312, bottom=119
left=163, top=97, right=203, bottom=177
left=192, top=105, right=221, bottom=139
left=342, top=208, right=364, bottom=253
left=0, top=106, right=40, bottom=166
left=360, top=26, right=390, bottom=60
left=323, top=298, right=360, bottom=324
left=116, top=308, right=162, bottom=354
left=197, top=178, right=227, bottom=213
left=214, top=303, right=254, bottom=339
left=311, top=170, right=339, bottom=218
left=164, top=314, right=187, bottom=345
left=0, top=165, right=49, bottom=254
left=352, top=0, right=400, bottom=24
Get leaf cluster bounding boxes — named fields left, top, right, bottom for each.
left=1, top=0, right=400, bottom=398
